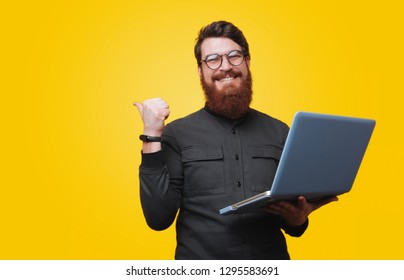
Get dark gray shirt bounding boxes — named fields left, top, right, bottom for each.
left=139, top=108, right=308, bottom=259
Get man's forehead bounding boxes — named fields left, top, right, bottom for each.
left=200, top=37, right=242, bottom=56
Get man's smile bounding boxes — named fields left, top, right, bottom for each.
left=214, top=71, right=241, bottom=84
left=218, top=76, right=235, bottom=82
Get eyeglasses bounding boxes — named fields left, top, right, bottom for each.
left=201, top=50, right=246, bottom=70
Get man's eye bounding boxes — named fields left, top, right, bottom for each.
left=228, top=51, right=242, bottom=58
left=206, top=55, right=220, bottom=62
left=228, top=54, right=241, bottom=59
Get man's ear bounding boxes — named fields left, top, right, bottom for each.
left=198, top=66, right=202, bottom=78
left=246, top=57, right=251, bottom=69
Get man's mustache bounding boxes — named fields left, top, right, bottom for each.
left=212, top=70, right=242, bottom=80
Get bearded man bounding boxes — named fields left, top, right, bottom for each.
left=134, top=21, right=334, bottom=260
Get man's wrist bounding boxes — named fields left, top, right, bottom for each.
left=139, top=135, right=162, bottom=142
left=143, top=127, right=163, bottom=136
left=140, top=129, right=163, bottom=153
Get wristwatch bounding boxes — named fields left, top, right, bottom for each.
left=139, top=134, right=162, bottom=142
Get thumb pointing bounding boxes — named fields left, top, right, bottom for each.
left=133, top=102, right=143, bottom=115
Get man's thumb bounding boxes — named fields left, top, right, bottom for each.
left=133, top=102, right=143, bottom=114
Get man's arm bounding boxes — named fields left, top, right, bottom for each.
left=134, top=98, right=181, bottom=230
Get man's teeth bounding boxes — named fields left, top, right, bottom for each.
left=220, top=77, right=234, bottom=81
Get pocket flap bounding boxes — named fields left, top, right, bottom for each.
left=182, top=146, right=224, bottom=162
left=251, top=145, right=282, bottom=160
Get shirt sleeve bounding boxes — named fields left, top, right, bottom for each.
left=280, top=218, right=309, bottom=237
left=139, top=126, right=183, bottom=230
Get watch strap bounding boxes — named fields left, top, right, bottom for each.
left=139, top=135, right=162, bottom=142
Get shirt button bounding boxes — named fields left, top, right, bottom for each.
left=234, top=154, right=239, bottom=160
left=237, top=181, right=241, bottom=187
left=231, top=129, right=236, bottom=134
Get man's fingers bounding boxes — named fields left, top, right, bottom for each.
left=144, top=99, right=170, bottom=120
left=297, top=196, right=307, bottom=209
left=311, top=196, right=339, bottom=211
left=133, top=99, right=169, bottom=118
left=144, top=98, right=169, bottom=109
left=133, top=98, right=170, bottom=134
left=160, top=108, right=170, bottom=120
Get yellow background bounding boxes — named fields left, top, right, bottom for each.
left=1, top=0, right=403, bottom=259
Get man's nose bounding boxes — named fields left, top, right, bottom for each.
left=219, top=56, right=232, bottom=71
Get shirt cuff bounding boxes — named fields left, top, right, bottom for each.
left=141, top=150, right=166, bottom=169
left=282, top=218, right=309, bottom=237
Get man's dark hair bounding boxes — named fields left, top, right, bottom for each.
left=194, top=21, right=250, bottom=67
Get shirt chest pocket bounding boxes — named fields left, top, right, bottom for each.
left=249, top=145, right=283, bottom=192
left=182, top=145, right=225, bottom=196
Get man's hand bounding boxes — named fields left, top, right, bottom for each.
left=263, top=196, right=339, bottom=226
left=134, top=98, right=170, bottom=153
left=134, top=98, right=170, bottom=136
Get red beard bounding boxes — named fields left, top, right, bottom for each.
left=201, top=69, right=253, bottom=120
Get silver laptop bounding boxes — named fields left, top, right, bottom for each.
left=219, top=111, right=376, bottom=215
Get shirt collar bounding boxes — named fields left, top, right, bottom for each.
left=203, top=105, right=250, bottom=126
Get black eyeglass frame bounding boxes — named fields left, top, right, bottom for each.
left=201, top=50, right=246, bottom=70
